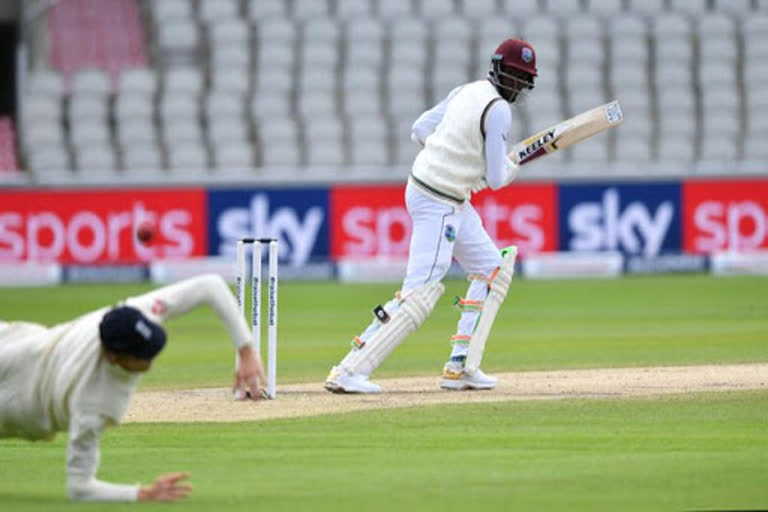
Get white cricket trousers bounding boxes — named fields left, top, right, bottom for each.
left=403, top=181, right=502, bottom=358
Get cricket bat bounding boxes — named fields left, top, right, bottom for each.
left=511, top=100, right=624, bottom=165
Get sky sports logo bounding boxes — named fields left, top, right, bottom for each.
left=208, top=188, right=329, bottom=266
left=560, top=184, right=681, bottom=257
left=0, top=190, right=206, bottom=263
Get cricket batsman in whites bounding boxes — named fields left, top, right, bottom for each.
left=0, top=274, right=266, bottom=502
left=325, top=38, right=536, bottom=394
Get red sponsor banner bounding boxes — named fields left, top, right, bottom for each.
left=330, top=183, right=557, bottom=259
left=0, top=188, right=207, bottom=263
left=472, top=184, right=558, bottom=255
left=331, top=185, right=409, bottom=259
left=683, top=180, right=768, bottom=253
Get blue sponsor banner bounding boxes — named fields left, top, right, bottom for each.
left=207, top=188, right=330, bottom=266
left=558, top=182, right=682, bottom=257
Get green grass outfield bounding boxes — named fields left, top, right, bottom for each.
left=1, top=275, right=767, bottom=510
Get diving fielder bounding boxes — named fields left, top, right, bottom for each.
left=0, top=274, right=266, bottom=502
left=325, top=39, right=537, bottom=394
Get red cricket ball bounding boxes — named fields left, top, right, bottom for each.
left=136, top=220, right=155, bottom=245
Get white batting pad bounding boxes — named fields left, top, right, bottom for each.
left=465, top=247, right=518, bottom=373
left=340, top=281, right=445, bottom=376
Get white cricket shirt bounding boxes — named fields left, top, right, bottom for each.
left=0, top=274, right=251, bottom=501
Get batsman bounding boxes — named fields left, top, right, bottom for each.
left=325, top=38, right=537, bottom=394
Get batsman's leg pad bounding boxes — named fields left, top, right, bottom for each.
left=464, top=246, right=517, bottom=373
left=449, top=277, right=491, bottom=358
left=340, top=281, right=445, bottom=376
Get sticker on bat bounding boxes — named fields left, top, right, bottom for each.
left=517, top=128, right=557, bottom=163
left=604, top=102, right=623, bottom=123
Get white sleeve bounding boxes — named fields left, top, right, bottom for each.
left=66, top=413, right=139, bottom=502
left=483, top=101, right=519, bottom=190
left=411, top=85, right=463, bottom=146
left=125, top=274, right=250, bottom=350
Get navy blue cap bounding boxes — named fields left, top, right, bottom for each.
left=99, top=306, right=166, bottom=360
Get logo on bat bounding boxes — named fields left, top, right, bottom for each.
left=517, top=129, right=556, bottom=162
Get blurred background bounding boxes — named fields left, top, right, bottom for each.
left=0, top=0, right=766, bottom=284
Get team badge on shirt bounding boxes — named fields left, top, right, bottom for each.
left=151, top=299, right=167, bottom=316
left=444, top=224, right=456, bottom=242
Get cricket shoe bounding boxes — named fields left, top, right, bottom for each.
left=440, top=361, right=498, bottom=391
left=324, top=366, right=382, bottom=394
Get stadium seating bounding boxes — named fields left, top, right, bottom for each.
left=14, top=0, right=768, bottom=181
left=0, top=118, right=19, bottom=173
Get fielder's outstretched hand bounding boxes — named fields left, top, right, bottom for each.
left=233, top=345, right=267, bottom=400
left=138, top=472, right=193, bottom=502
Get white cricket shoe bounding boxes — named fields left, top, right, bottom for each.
left=440, top=361, right=498, bottom=391
left=324, top=366, right=382, bottom=394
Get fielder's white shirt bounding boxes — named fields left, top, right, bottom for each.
left=0, top=274, right=250, bottom=502
left=410, top=79, right=518, bottom=203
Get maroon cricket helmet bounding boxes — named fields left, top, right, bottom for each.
left=488, top=38, right=537, bottom=103
left=492, top=38, right=538, bottom=77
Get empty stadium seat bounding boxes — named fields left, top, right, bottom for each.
left=199, top=0, right=240, bottom=22
left=610, top=15, right=647, bottom=39
left=122, top=144, right=163, bottom=170
left=164, top=67, right=203, bottom=96
left=297, top=91, right=336, bottom=118
left=247, top=0, right=285, bottom=20
left=668, top=0, right=709, bottom=15
left=22, top=95, right=60, bottom=123
left=208, top=119, right=249, bottom=145
left=260, top=143, right=300, bottom=167
left=24, top=120, right=65, bottom=148
left=118, top=118, right=156, bottom=146
left=76, top=145, right=117, bottom=172
left=699, top=135, right=740, bottom=162
left=627, top=0, right=665, bottom=15
left=347, top=118, right=389, bottom=166
left=71, top=70, right=111, bottom=97
left=292, top=0, right=329, bottom=20
left=588, top=0, right=624, bottom=15
left=611, top=38, right=648, bottom=64
left=168, top=143, right=208, bottom=169
left=209, top=19, right=250, bottom=47
left=213, top=142, right=254, bottom=169
left=336, top=0, right=374, bottom=19
left=163, top=124, right=203, bottom=158
left=500, top=0, right=541, bottom=16
left=415, top=0, right=455, bottom=19
left=157, top=20, right=199, bottom=61
left=28, top=71, right=64, bottom=97
left=744, top=136, right=768, bottom=160
left=460, top=0, right=498, bottom=18
left=151, top=0, right=193, bottom=22
left=306, top=143, right=345, bottom=166
left=251, top=92, right=292, bottom=118
left=615, top=133, right=652, bottom=162
left=392, top=118, right=419, bottom=165
left=342, top=91, right=382, bottom=117
left=210, top=67, right=250, bottom=94
left=160, top=94, right=200, bottom=122
left=657, top=136, right=696, bottom=162
left=713, top=0, right=754, bottom=14
left=118, top=68, right=156, bottom=97
left=377, top=0, right=413, bottom=19
left=28, top=145, right=71, bottom=173
left=570, top=136, right=610, bottom=162
left=659, top=115, right=696, bottom=140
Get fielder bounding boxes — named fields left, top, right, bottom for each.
left=0, top=274, right=266, bottom=502
left=325, top=39, right=537, bottom=394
